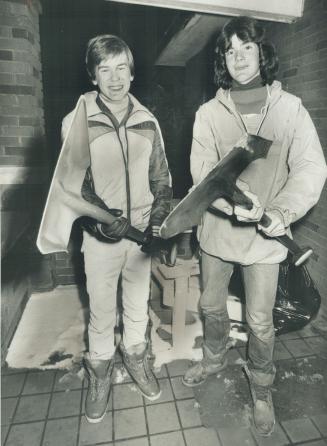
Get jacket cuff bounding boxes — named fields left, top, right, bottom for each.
left=265, top=206, right=294, bottom=228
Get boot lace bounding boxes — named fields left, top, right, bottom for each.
left=255, top=385, right=271, bottom=403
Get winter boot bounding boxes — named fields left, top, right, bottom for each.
left=182, top=344, right=228, bottom=387
left=120, top=341, right=161, bottom=401
left=84, top=357, right=114, bottom=423
left=244, top=365, right=275, bottom=436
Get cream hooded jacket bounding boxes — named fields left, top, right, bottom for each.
left=191, top=81, right=327, bottom=265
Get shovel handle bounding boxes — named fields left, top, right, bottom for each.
left=260, top=214, right=313, bottom=266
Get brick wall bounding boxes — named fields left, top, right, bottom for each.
left=266, top=0, right=327, bottom=300
left=0, top=0, right=52, bottom=360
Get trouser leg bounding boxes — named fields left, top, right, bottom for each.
left=200, top=251, right=234, bottom=359
left=121, top=241, right=151, bottom=350
left=83, top=238, right=125, bottom=360
left=242, top=263, right=279, bottom=384
left=242, top=263, right=279, bottom=437
left=182, top=251, right=233, bottom=387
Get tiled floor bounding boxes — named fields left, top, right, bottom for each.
left=2, top=323, right=327, bottom=446
left=2, top=282, right=327, bottom=446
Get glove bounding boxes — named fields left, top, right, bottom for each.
left=97, top=208, right=130, bottom=242
left=141, top=225, right=177, bottom=266
left=257, top=209, right=287, bottom=237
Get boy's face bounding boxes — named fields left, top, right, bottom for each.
left=225, top=34, right=260, bottom=84
left=92, top=51, right=133, bottom=104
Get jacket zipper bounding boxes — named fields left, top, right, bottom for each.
left=95, top=95, right=132, bottom=223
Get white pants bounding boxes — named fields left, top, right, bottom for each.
left=82, top=235, right=151, bottom=360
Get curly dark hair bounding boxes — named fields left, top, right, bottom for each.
left=214, top=16, right=279, bottom=89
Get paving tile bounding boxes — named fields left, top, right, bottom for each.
left=278, top=331, right=302, bottom=341
left=282, top=339, right=314, bottom=358
left=1, top=397, right=18, bottom=426
left=1, top=366, right=28, bottom=376
left=167, top=360, right=191, bottom=377
left=170, top=377, right=194, bottom=399
left=296, top=440, right=327, bottom=446
left=48, top=389, right=82, bottom=418
left=146, top=402, right=180, bottom=435
left=304, top=337, right=327, bottom=358
left=1, top=373, right=26, bottom=397
left=298, top=324, right=320, bottom=338
left=281, top=418, right=321, bottom=443
left=184, top=427, right=221, bottom=446
left=1, top=424, right=9, bottom=446
left=79, top=412, right=113, bottom=444
left=218, top=426, right=256, bottom=446
left=5, top=421, right=44, bottom=446
left=312, top=413, right=327, bottom=436
left=22, top=370, right=55, bottom=395
left=251, top=422, right=289, bottom=445
left=54, top=370, right=84, bottom=391
left=114, top=407, right=146, bottom=440
left=14, top=393, right=50, bottom=423
left=273, top=342, right=293, bottom=361
left=176, top=399, right=201, bottom=428
left=150, top=430, right=185, bottom=446
left=145, top=378, right=174, bottom=405
left=114, top=438, right=149, bottom=445
left=113, top=383, right=144, bottom=409
left=44, top=416, right=79, bottom=446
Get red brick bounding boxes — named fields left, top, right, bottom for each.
left=0, top=85, right=34, bottom=95
left=2, top=126, right=34, bottom=137
left=0, top=1, right=28, bottom=16
left=0, top=50, right=13, bottom=61
left=0, top=60, right=31, bottom=74
left=0, top=38, right=32, bottom=52
left=0, top=26, right=11, bottom=38
left=0, top=136, right=20, bottom=146
left=0, top=116, right=18, bottom=125
left=19, top=116, right=39, bottom=126
left=0, top=155, right=27, bottom=165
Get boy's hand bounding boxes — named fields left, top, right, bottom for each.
left=258, top=210, right=287, bottom=237
left=211, top=197, right=233, bottom=215
left=234, top=189, right=263, bottom=222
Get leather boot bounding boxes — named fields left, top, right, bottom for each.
left=244, top=365, right=275, bottom=436
left=182, top=344, right=228, bottom=387
left=84, top=357, right=114, bottom=423
left=120, top=341, right=161, bottom=401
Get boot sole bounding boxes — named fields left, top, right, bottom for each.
left=85, top=409, right=107, bottom=424
left=139, top=388, right=162, bottom=401
left=85, top=397, right=110, bottom=424
left=253, top=419, right=275, bottom=437
left=182, top=359, right=228, bottom=387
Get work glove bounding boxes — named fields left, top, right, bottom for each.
left=97, top=208, right=130, bottom=242
left=141, top=225, right=177, bottom=266
left=257, top=209, right=287, bottom=237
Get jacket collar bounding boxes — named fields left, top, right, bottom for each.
left=82, top=90, right=156, bottom=123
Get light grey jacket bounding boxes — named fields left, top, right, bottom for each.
left=191, top=81, right=327, bottom=264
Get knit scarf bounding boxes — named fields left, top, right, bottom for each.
left=230, top=75, right=267, bottom=114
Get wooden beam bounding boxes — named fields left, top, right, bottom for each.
left=107, top=0, right=304, bottom=23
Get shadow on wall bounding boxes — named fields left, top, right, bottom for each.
left=1, top=133, right=54, bottom=360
